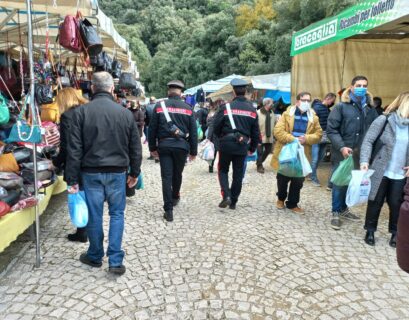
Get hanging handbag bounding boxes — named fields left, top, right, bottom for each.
left=41, top=103, right=60, bottom=123
left=0, top=93, right=10, bottom=125
left=5, top=97, right=42, bottom=144
left=42, top=121, right=60, bottom=146
left=78, top=16, right=103, bottom=56
left=111, top=59, right=122, bottom=79
left=59, top=15, right=82, bottom=53
left=35, top=84, right=54, bottom=105
left=119, top=72, right=137, bottom=89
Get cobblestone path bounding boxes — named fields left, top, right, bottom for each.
left=1, top=148, right=409, bottom=320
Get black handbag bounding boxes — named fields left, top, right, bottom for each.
left=119, top=73, right=137, bottom=89
left=79, top=18, right=103, bottom=57
left=1, top=189, right=21, bottom=206
left=111, top=60, right=122, bottom=79
left=12, top=147, right=32, bottom=164
left=35, top=84, right=54, bottom=105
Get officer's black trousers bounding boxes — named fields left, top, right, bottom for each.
left=159, top=147, right=188, bottom=211
left=218, top=152, right=246, bottom=204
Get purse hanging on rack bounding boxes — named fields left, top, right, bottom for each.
left=6, top=96, right=42, bottom=144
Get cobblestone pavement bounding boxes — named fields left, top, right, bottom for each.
left=1, top=147, right=409, bottom=320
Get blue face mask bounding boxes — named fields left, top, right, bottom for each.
left=353, top=87, right=367, bottom=97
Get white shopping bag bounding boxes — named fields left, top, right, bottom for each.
left=198, top=139, right=215, bottom=161
left=346, top=170, right=375, bottom=207
left=298, top=143, right=312, bottom=177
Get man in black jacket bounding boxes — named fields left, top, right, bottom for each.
left=65, top=72, right=142, bottom=276
left=213, top=79, right=260, bottom=210
left=327, top=75, right=378, bottom=230
left=148, top=80, right=198, bottom=222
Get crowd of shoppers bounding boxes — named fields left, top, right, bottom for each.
left=57, top=71, right=408, bottom=276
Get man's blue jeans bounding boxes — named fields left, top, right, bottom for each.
left=82, top=172, right=126, bottom=267
left=310, top=143, right=327, bottom=182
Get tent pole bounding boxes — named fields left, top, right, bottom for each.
left=26, top=0, right=40, bottom=268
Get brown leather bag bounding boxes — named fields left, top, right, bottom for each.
left=0, top=153, right=19, bottom=173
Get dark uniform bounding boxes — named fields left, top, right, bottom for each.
left=213, top=79, right=260, bottom=209
left=148, top=80, right=198, bottom=221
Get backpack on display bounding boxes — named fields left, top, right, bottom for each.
left=59, top=15, right=82, bottom=53
left=78, top=17, right=103, bottom=56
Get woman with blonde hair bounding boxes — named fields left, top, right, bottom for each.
left=360, top=92, right=409, bottom=247
left=53, top=88, right=88, bottom=242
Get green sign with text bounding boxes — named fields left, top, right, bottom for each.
left=291, top=0, right=409, bottom=56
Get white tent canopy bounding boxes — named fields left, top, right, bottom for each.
left=184, top=74, right=245, bottom=95
left=251, top=73, right=291, bottom=92
left=0, top=0, right=137, bottom=75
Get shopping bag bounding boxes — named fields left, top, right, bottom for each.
left=136, top=173, right=144, bottom=190
left=246, top=151, right=258, bottom=162
left=68, top=191, right=88, bottom=228
left=278, top=141, right=303, bottom=178
left=197, top=120, right=203, bottom=140
left=298, top=144, right=312, bottom=177
left=330, top=155, right=354, bottom=186
left=346, top=170, right=374, bottom=207
left=198, top=139, right=215, bottom=161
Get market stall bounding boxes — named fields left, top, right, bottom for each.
left=291, top=0, right=409, bottom=105
left=0, top=0, right=140, bottom=264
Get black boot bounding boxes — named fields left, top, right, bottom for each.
left=364, top=231, right=375, bottom=246
left=389, top=233, right=397, bottom=248
left=164, top=210, right=173, bottom=222
left=209, top=166, right=213, bottom=173
left=68, top=228, right=87, bottom=243
left=219, top=197, right=231, bottom=208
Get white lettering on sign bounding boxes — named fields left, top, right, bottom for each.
left=294, top=19, right=338, bottom=51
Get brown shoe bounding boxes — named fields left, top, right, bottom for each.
left=290, top=207, right=305, bottom=215
left=276, top=200, right=285, bottom=209
left=257, top=164, right=265, bottom=174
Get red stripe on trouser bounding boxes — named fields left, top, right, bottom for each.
left=217, top=152, right=224, bottom=198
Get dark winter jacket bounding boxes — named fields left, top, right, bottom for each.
left=148, top=95, right=198, bottom=155
left=213, top=96, right=260, bottom=155
left=398, top=179, right=409, bottom=274
left=312, top=99, right=330, bottom=131
left=132, top=108, right=145, bottom=136
left=327, top=88, right=378, bottom=164
left=65, top=92, right=142, bottom=185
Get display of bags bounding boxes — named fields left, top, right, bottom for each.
left=0, top=93, right=10, bottom=125
left=35, top=84, right=54, bottom=105
left=346, top=170, right=375, bottom=207
left=59, top=15, right=82, bottom=53
left=21, top=160, right=53, bottom=171
left=42, top=121, right=60, bottom=146
left=41, top=102, right=60, bottom=123
left=330, top=155, right=354, bottom=186
left=0, top=153, right=19, bottom=173
left=68, top=191, right=88, bottom=228
left=111, top=59, right=122, bottom=79
left=0, top=172, right=23, bottom=190
left=12, top=147, right=31, bottom=164
left=119, top=72, right=137, bottom=89
left=78, top=18, right=103, bottom=56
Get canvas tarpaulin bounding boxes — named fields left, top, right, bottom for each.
left=292, top=38, right=409, bottom=104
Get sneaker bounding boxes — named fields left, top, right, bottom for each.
left=290, top=206, right=305, bottom=215
left=311, top=180, right=321, bottom=187
left=330, top=212, right=341, bottom=230
left=109, top=265, right=126, bottom=276
left=276, top=200, right=285, bottom=209
left=67, top=231, right=87, bottom=243
left=340, top=208, right=360, bottom=221
left=79, top=253, right=102, bottom=268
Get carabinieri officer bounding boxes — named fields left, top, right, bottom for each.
left=148, top=80, right=198, bottom=222
left=213, top=78, right=260, bottom=209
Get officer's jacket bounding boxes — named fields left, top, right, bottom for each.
left=148, top=95, right=198, bottom=155
left=213, top=96, right=260, bottom=155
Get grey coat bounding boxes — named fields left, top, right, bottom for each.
left=360, top=113, right=409, bottom=200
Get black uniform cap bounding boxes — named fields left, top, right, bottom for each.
left=167, top=80, right=185, bottom=90
left=230, top=78, right=249, bottom=88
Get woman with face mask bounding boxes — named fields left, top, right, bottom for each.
left=360, top=92, right=409, bottom=247
left=271, top=92, right=322, bottom=214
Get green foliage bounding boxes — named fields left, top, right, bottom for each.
left=100, top=0, right=359, bottom=97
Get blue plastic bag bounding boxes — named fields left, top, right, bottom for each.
left=278, top=140, right=303, bottom=178
left=246, top=151, right=258, bottom=162
left=68, top=191, right=88, bottom=228
left=136, top=173, right=144, bottom=190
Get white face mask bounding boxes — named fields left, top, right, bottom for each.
left=299, top=101, right=311, bottom=112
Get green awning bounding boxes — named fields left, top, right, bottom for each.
left=291, top=0, right=409, bottom=56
